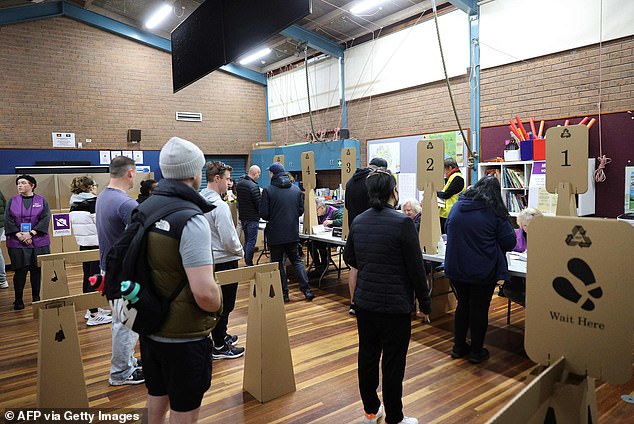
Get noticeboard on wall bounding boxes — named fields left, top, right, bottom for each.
left=367, top=130, right=468, bottom=202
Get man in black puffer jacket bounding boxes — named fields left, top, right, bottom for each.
left=344, top=157, right=388, bottom=227
left=260, top=162, right=314, bottom=303
left=236, top=165, right=261, bottom=266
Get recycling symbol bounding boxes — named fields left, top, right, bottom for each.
left=426, top=141, right=434, bottom=149
left=561, top=128, right=571, bottom=138
left=553, top=258, right=602, bottom=311
left=565, top=225, right=591, bottom=248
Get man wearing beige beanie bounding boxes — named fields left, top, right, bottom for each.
left=140, top=136, right=223, bottom=423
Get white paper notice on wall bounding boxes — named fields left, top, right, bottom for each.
left=398, top=173, right=417, bottom=203
left=110, top=151, right=122, bottom=160
left=99, top=151, right=111, bottom=165
left=133, top=151, right=144, bottom=164
left=52, top=132, right=75, bottom=148
left=122, top=150, right=133, bottom=160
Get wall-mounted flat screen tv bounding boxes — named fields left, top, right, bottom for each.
left=171, top=0, right=311, bottom=93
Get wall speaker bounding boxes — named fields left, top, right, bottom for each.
left=339, top=128, right=350, bottom=139
left=127, top=129, right=141, bottom=143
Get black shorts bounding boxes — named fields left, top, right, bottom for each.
left=140, top=336, right=212, bottom=412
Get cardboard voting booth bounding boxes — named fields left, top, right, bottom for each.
left=34, top=249, right=108, bottom=407
left=33, top=292, right=109, bottom=408
left=38, top=250, right=100, bottom=300
left=341, top=147, right=357, bottom=241
left=216, top=263, right=296, bottom=403
left=489, top=216, right=634, bottom=423
left=545, top=126, right=589, bottom=216
left=417, top=139, right=444, bottom=253
left=301, top=151, right=318, bottom=235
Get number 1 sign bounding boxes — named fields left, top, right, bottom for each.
left=546, top=125, right=589, bottom=216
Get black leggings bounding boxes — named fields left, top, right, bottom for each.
left=452, top=281, right=496, bottom=353
left=13, top=265, right=41, bottom=304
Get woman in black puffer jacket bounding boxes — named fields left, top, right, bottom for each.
left=344, top=168, right=430, bottom=424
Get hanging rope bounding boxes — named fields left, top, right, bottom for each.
left=304, top=46, right=319, bottom=142
left=593, top=0, right=610, bottom=183
left=431, top=0, right=474, bottom=166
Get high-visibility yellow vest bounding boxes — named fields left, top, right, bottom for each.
left=439, top=171, right=465, bottom=218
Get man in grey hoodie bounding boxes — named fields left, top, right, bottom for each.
left=200, top=161, right=246, bottom=360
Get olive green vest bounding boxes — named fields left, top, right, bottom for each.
left=147, top=231, right=218, bottom=338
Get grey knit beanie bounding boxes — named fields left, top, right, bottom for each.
left=159, top=137, right=205, bottom=179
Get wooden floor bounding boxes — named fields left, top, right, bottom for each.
left=0, top=263, right=633, bottom=423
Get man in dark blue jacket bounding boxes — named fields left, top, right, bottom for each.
left=260, top=162, right=315, bottom=302
left=236, top=165, right=261, bottom=266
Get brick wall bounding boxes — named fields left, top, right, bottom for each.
left=0, top=17, right=267, bottom=154
left=271, top=36, right=634, bottom=165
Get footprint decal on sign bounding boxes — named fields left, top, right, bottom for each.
left=552, top=258, right=602, bottom=311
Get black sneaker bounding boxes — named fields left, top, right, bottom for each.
left=109, top=368, right=145, bottom=386
left=13, top=301, right=25, bottom=311
left=283, top=293, right=290, bottom=303
left=450, top=343, right=471, bottom=359
left=348, top=303, right=357, bottom=316
left=468, top=348, right=490, bottom=364
left=224, top=334, right=238, bottom=346
left=303, top=289, right=315, bottom=301
left=212, top=344, right=245, bottom=360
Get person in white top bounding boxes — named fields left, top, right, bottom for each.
left=69, top=176, right=112, bottom=326
left=200, top=161, right=245, bottom=360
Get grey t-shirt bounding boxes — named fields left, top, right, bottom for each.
left=180, top=214, right=213, bottom=267
left=95, top=187, right=137, bottom=271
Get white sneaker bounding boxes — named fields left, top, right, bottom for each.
left=87, top=312, right=113, bottom=326
left=85, top=308, right=110, bottom=319
left=362, top=404, right=384, bottom=424
left=0, top=281, right=9, bottom=289
left=397, top=417, right=419, bottom=424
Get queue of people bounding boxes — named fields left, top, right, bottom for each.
left=1, top=142, right=534, bottom=424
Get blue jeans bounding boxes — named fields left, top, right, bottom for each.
left=109, top=298, right=140, bottom=383
left=243, top=220, right=259, bottom=266
left=0, top=228, right=6, bottom=283
left=269, top=243, right=311, bottom=294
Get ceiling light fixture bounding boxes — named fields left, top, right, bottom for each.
left=239, top=48, right=272, bottom=65
left=350, top=0, right=386, bottom=15
left=145, top=3, right=173, bottom=29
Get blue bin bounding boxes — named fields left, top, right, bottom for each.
left=520, top=139, right=533, bottom=161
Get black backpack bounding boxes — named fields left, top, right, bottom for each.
left=103, top=203, right=200, bottom=335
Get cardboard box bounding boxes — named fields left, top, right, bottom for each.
left=429, top=274, right=457, bottom=319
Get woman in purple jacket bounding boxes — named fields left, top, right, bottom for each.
left=4, top=175, right=51, bottom=310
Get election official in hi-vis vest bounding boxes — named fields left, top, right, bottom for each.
left=438, top=158, right=465, bottom=234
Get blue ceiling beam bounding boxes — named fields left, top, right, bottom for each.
left=1, top=1, right=266, bottom=86
left=449, top=0, right=478, bottom=15
left=0, top=2, right=63, bottom=26
left=62, top=2, right=172, bottom=52
left=221, top=63, right=267, bottom=86
left=280, top=24, right=344, bottom=59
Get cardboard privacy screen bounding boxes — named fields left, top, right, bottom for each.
left=525, top=216, right=634, bottom=384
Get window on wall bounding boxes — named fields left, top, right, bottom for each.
left=200, top=155, right=248, bottom=189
